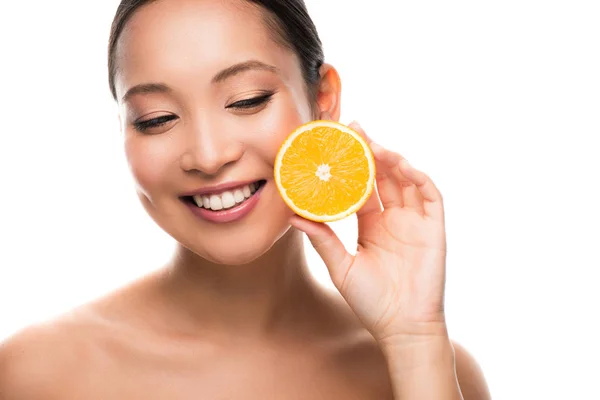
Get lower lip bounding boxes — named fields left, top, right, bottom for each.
left=184, top=183, right=265, bottom=224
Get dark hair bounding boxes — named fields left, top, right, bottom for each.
left=107, top=0, right=324, bottom=108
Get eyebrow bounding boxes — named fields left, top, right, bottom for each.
left=121, top=82, right=171, bottom=103
left=121, top=60, right=279, bottom=103
left=211, top=60, right=279, bottom=83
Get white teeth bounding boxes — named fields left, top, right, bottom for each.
left=192, top=182, right=263, bottom=210
left=221, top=191, right=236, bottom=209
left=233, top=189, right=245, bottom=203
left=242, top=185, right=251, bottom=198
left=209, top=195, right=223, bottom=211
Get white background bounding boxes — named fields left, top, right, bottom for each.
left=1, top=1, right=599, bottom=398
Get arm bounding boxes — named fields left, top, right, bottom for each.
left=381, top=336, right=490, bottom=400
left=383, top=336, right=463, bottom=400
left=290, top=121, right=490, bottom=400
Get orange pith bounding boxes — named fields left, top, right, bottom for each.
left=274, top=120, right=375, bottom=222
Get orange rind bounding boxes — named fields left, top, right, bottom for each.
left=274, top=120, right=376, bottom=222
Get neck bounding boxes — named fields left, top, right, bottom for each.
left=156, top=227, right=324, bottom=340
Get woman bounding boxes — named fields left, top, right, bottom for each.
left=0, top=0, right=490, bottom=398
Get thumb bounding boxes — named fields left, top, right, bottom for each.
left=289, top=215, right=353, bottom=286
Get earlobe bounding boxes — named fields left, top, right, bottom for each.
left=316, top=63, right=342, bottom=121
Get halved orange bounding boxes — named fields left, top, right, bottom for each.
left=274, top=120, right=376, bottom=222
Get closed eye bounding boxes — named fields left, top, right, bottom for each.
left=133, top=115, right=179, bottom=133
left=227, top=93, right=274, bottom=110
left=132, top=92, right=274, bottom=133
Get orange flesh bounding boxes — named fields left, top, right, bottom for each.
left=279, top=126, right=371, bottom=217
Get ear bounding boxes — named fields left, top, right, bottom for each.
left=315, top=63, right=342, bottom=121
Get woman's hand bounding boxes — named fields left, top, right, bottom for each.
left=290, top=121, right=448, bottom=346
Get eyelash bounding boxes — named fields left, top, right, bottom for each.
left=227, top=92, right=274, bottom=110
left=133, top=115, right=178, bottom=132
left=133, top=93, right=274, bottom=133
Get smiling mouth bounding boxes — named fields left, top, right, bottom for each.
left=181, top=180, right=266, bottom=211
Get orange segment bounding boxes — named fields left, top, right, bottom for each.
left=274, top=120, right=376, bottom=222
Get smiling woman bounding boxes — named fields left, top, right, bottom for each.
left=0, top=0, right=491, bottom=399
left=113, top=0, right=323, bottom=266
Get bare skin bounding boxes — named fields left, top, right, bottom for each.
left=0, top=0, right=490, bottom=398
left=0, top=263, right=394, bottom=398
left=0, top=263, right=485, bottom=399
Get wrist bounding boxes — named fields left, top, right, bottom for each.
left=375, top=319, right=450, bottom=350
left=381, top=336, right=462, bottom=400
left=379, top=332, right=455, bottom=371
left=376, top=325, right=463, bottom=399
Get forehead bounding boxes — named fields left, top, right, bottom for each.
left=114, top=0, right=296, bottom=95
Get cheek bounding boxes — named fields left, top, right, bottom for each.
left=125, top=135, right=177, bottom=198
left=246, top=96, right=311, bottom=163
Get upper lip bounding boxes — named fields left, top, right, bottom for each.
left=180, top=179, right=263, bottom=197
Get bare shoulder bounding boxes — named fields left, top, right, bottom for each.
left=0, top=310, right=99, bottom=399
left=326, top=328, right=394, bottom=399
left=317, top=289, right=490, bottom=399
left=0, top=273, right=165, bottom=399
left=327, top=334, right=491, bottom=400
left=317, top=290, right=394, bottom=398
left=452, top=340, right=492, bottom=400
left=0, top=273, right=160, bottom=399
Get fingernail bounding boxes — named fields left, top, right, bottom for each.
left=370, top=142, right=383, bottom=152
left=349, top=120, right=362, bottom=130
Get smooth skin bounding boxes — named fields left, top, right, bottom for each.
left=0, top=0, right=490, bottom=399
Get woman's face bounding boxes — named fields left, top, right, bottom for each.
left=113, top=0, right=321, bottom=265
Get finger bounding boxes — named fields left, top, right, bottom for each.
left=371, top=144, right=425, bottom=212
left=348, top=120, right=375, bottom=145
left=348, top=121, right=383, bottom=217
left=369, top=143, right=418, bottom=211
left=401, top=182, right=425, bottom=213
left=349, top=121, right=410, bottom=210
left=356, top=184, right=384, bottom=239
left=357, top=184, right=383, bottom=217
left=289, top=215, right=353, bottom=285
left=398, top=159, right=444, bottom=220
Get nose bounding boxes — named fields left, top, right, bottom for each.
left=179, top=121, right=245, bottom=176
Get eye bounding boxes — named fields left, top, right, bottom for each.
left=227, top=92, right=274, bottom=110
left=133, top=114, right=179, bottom=133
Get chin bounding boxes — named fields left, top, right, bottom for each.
left=143, top=190, right=296, bottom=266
left=180, top=218, right=294, bottom=266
